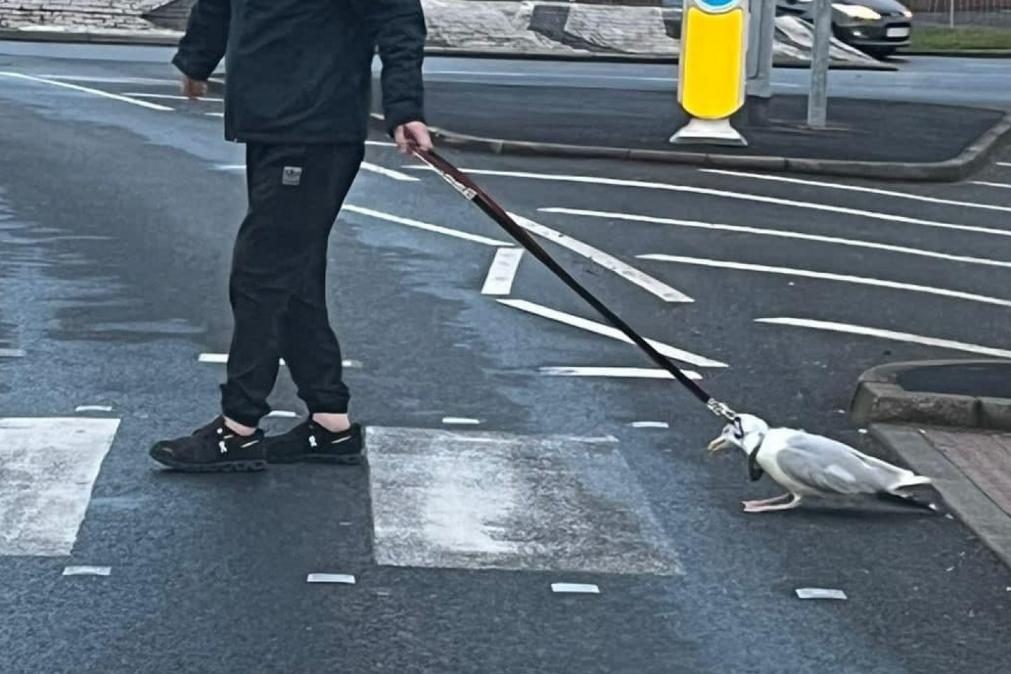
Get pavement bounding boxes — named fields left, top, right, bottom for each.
left=3, top=41, right=1011, bottom=673
left=414, top=80, right=1011, bottom=177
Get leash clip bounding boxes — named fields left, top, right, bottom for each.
left=706, top=399, right=737, bottom=421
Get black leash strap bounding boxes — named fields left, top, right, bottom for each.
left=413, top=148, right=737, bottom=421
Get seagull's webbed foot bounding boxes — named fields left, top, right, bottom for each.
left=743, top=494, right=802, bottom=513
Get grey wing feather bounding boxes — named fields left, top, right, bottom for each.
left=774, top=433, right=906, bottom=496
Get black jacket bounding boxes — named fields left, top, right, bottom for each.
left=172, top=0, right=426, bottom=144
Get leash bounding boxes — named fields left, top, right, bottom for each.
left=412, top=147, right=738, bottom=422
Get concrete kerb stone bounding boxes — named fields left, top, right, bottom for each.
left=869, top=424, right=1011, bottom=571
left=418, top=111, right=1011, bottom=182
left=852, top=360, right=1011, bottom=431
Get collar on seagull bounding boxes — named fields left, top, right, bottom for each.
left=747, top=441, right=765, bottom=482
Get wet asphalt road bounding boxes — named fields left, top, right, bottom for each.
left=1, top=43, right=1011, bottom=674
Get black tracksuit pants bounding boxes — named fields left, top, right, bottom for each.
left=221, top=142, right=364, bottom=427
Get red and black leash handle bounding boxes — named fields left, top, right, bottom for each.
left=412, top=147, right=737, bottom=422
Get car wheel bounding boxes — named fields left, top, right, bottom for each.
left=864, top=46, right=897, bottom=59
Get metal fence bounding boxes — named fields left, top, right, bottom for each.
left=904, top=0, right=1011, bottom=27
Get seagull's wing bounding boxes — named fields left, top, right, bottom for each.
left=773, top=432, right=907, bottom=496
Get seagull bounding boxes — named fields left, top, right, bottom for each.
left=707, top=414, right=934, bottom=513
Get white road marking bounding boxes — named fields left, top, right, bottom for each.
left=972, top=181, right=1011, bottom=190
left=267, top=410, right=298, bottom=419
left=703, top=169, right=1011, bottom=214
left=0, top=348, right=26, bottom=358
left=539, top=366, right=702, bottom=380
left=366, top=140, right=396, bottom=147
left=442, top=417, right=481, bottom=425
left=343, top=205, right=512, bottom=246
left=123, top=92, right=224, bottom=102
left=638, top=254, right=1011, bottom=308
left=551, top=582, right=601, bottom=594
left=37, top=74, right=179, bottom=85
left=367, top=426, right=681, bottom=574
left=510, top=213, right=693, bottom=303
left=75, top=405, right=113, bottom=413
left=481, top=248, right=524, bottom=296
left=205, top=112, right=224, bottom=118
left=499, top=299, right=727, bottom=368
left=0, top=72, right=174, bottom=111
left=307, top=573, right=357, bottom=584
left=407, top=167, right=1011, bottom=239
left=997, top=162, right=1011, bottom=168
left=63, top=566, right=111, bottom=577
left=361, top=162, right=419, bottom=182
left=542, top=207, right=1011, bottom=270
left=215, top=164, right=244, bottom=171
left=756, top=317, right=1011, bottom=359
left=795, top=588, right=847, bottom=600
left=199, top=353, right=360, bottom=368
left=631, top=421, right=670, bottom=429
left=0, top=417, right=120, bottom=556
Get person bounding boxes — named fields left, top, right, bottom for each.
left=150, top=0, right=432, bottom=472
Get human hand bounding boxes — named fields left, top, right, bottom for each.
left=181, top=75, right=208, bottom=100
left=394, top=121, right=433, bottom=155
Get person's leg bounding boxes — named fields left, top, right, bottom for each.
left=278, top=143, right=364, bottom=431
left=221, top=142, right=328, bottom=430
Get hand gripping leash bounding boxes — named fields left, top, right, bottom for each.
left=413, top=148, right=737, bottom=422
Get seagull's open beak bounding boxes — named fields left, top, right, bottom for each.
left=708, top=435, right=731, bottom=453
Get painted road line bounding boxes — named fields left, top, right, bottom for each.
left=631, top=421, right=670, bottom=429
left=37, top=74, right=178, bottom=85
left=267, top=410, right=298, bottom=419
left=442, top=417, right=481, bottom=425
left=306, top=573, right=357, bottom=584
left=406, top=167, right=1011, bottom=239
left=972, top=181, right=1011, bottom=190
left=499, top=299, right=727, bottom=368
left=205, top=112, right=224, bottom=118
left=123, top=92, right=224, bottom=102
left=0, top=72, right=174, bottom=111
left=361, top=162, right=419, bottom=182
left=344, top=205, right=512, bottom=247
left=63, top=566, right=111, bottom=577
left=551, top=582, right=601, bottom=594
left=510, top=213, right=693, bottom=303
left=539, top=366, right=702, bottom=380
left=0, top=348, right=26, bottom=358
left=366, top=140, right=397, bottom=147
left=702, top=169, right=1011, bottom=214
left=542, top=207, right=1011, bottom=270
left=998, top=162, right=1011, bottom=168
left=75, top=405, right=113, bottom=413
left=638, top=254, right=1011, bottom=308
left=0, top=417, right=120, bottom=556
left=199, top=353, right=360, bottom=368
left=795, top=588, right=847, bottom=600
left=367, top=426, right=681, bottom=574
left=481, top=248, right=524, bottom=296
left=756, top=318, right=1011, bottom=359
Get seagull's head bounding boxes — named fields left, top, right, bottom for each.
left=707, top=414, right=769, bottom=455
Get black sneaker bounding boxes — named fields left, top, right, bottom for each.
left=264, top=420, right=365, bottom=465
left=149, top=417, right=266, bottom=472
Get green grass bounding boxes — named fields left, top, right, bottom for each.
left=909, top=25, right=1011, bottom=50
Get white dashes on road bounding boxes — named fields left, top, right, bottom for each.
left=542, top=207, right=1011, bottom=270
left=62, top=566, right=112, bottom=577
left=344, top=205, right=512, bottom=246
left=0, top=348, right=26, bottom=358
left=630, top=421, right=670, bottom=429
left=972, top=181, right=1011, bottom=190
left=307, top=573, right=356, bottom=584
left=498, top=299, right=727, bottom=368
left=75, top=405, right=113, bottom=413
left=638, top=254, right=1011, bottom=308
left=0, top=72, right=174, bottom=111
left=199, top=353, right=361, bottom=368
left=539, top=366, right=701, bottom=380
left=481, top=247, right=524, bottom=295
left=442, top=417, right=481, bottom=425
left=0, top=417, right=120, bottom=556
left=361, top=162, right=419, bottom=182
left=367, top=426, right=681, bottom=574
left=551, top=583, right=600, bottom=594
left=702, top=170, right=1011, bottom=214
left=510, top=213, right=692, bottom=303
left=408, top=166, right=1011, bottom=239
left=123, top=92, right=224, bottom=103
left=756, top=317, right=1011, bottom=359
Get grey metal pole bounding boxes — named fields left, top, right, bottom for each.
left=807, top=0, right=832, bottom=128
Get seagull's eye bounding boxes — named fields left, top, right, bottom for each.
left=732, top=418, right=744, bottom=440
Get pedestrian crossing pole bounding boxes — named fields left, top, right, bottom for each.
left=671, top=0, right=750, bottom=146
